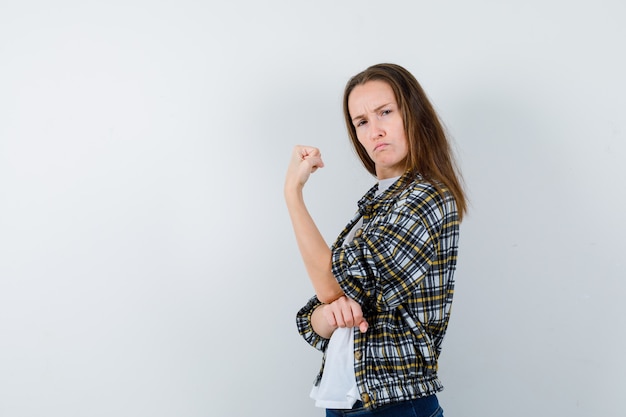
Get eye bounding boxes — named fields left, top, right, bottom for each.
left=381, top=109, right=391, bottom=116
left=355, top=119, right=367, bottom=127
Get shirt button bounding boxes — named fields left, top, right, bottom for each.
left=354, top=351, right=362, bottom=361
left=361, top=393, right=370, bottom=403
left=355, top=228, right=363, bottom=237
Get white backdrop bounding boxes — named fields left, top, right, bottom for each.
left=1, top=1, right=625, bottom=416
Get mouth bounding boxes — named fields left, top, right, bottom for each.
left=374, top=143, right=388, bottom=152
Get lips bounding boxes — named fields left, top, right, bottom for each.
left=374, top=143, right=389, bottom=151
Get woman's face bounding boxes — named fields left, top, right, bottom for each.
left=348, top=80, right=409, bottom=180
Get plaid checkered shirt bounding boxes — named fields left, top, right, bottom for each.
left=296, top=172, right=460, bottom=409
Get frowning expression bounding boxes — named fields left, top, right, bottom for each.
left=348, top=80, right=409, bottom=179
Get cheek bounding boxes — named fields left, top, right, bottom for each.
left=402, top=140, right=410, bottom=157
left=356, top=134, right=368, bottom=148
left=358, top=139, right=374, bottom=157
left=397, top=133, right=409, bottom=154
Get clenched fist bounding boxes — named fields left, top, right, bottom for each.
left=284, top=145, right=325, bottom=193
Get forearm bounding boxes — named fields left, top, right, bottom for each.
left=284, top=145, right=344, bottom=303
left=285, top=189, right=344, bottom=303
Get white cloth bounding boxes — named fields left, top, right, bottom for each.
left=310, top=327, right=360, bottom=409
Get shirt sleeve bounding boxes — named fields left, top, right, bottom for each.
left=295, top=295, right=329, bottom=352
left=331, top=184, right=445, bottom=312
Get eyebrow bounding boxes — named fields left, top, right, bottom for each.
left=351, top=102, right=393, bottom=123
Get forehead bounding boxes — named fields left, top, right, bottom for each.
left=348, top=80, right=397, bottom=113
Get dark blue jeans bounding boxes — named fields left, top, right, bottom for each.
left=326, top=395, right=443, bottom=417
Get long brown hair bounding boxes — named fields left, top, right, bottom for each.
left=343, top=63, right=467, bottom=220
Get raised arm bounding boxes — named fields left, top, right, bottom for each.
left=284, top=145, right=343, bottom=304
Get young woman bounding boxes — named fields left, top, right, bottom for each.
left=285, top=63, right=467, bottom=416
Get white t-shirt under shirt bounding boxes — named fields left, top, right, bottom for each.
left=310, top=176, right=399, bottom=409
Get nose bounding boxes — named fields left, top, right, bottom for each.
left=368, top=119, right=385, bottom=141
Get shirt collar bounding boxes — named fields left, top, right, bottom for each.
left=357, top=171, right=416, bottom=215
